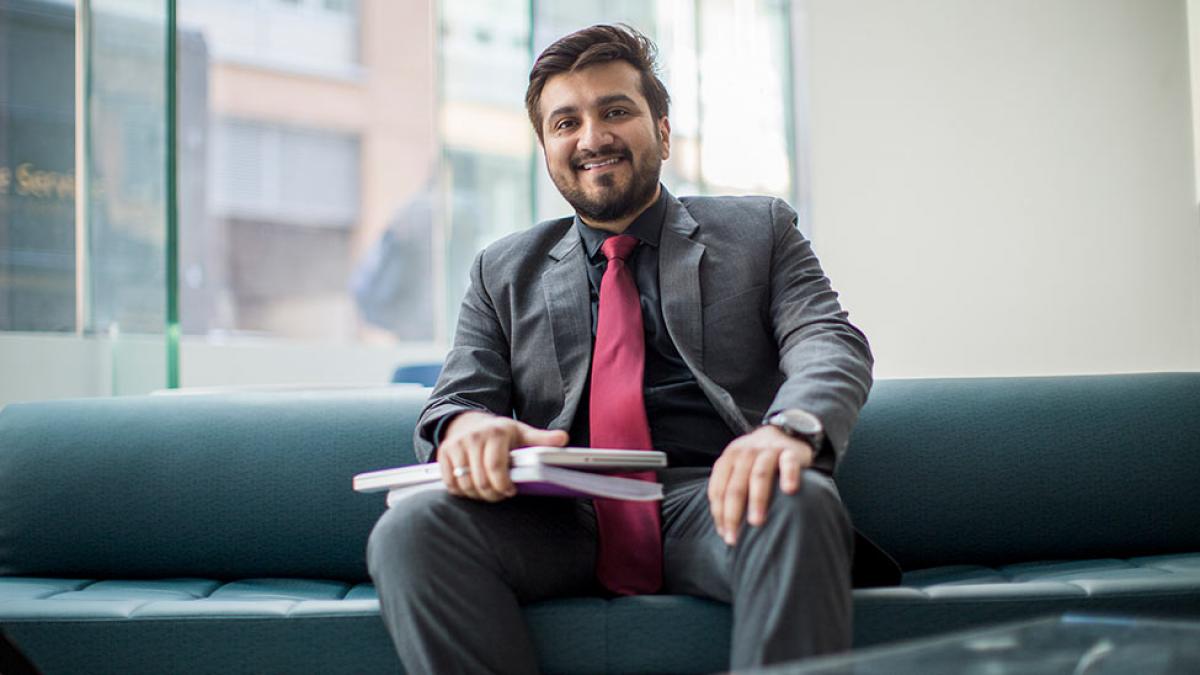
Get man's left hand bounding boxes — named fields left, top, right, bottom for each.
left=708, top=425, right=813, bottom=546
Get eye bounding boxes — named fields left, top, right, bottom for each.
left=554, top=118, right=577, bottom=131
left=605, top=108, right=629, bottom=119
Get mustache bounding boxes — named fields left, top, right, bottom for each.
left=572, top=146, right=633, bottom=169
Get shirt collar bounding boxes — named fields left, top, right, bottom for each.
left=574, top=185, right=668, bottom=261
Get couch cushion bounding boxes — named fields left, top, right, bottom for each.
left=853, top=552, right=1200, bottom=646
left=5, top=555, right=1200, bottom=673
left=604, top=596, right=730, bottom=673
left=2, top=614, right=400, bottom=675
left=0, top=578, right=609, bottom=675
left=837, top=373, right=1200, bottom=571
left=0, top=388, right=425, bottom=581
left=5, top=374, right=1197, bottom=585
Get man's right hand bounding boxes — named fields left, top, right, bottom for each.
left=437, top=412, right=569, bottom=502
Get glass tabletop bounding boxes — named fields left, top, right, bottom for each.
left=738, top=614, right=1200, bottom=675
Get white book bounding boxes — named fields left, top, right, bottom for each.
left=384, top=465, right=663, bottom=507
left=353, top=463, right=442, bottom=493
left=353, top=447, right=666, bottom=494
left=510, top=446, right=666, bottom=470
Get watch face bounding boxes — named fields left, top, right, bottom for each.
left=776, top=410, right=822, bottom=436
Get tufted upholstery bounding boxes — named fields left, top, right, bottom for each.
left=903, top=553, right=1200, bottom=588
left=0, top=578, right=380, bottom=615
left=1, top=374, right=1199, bottom=673
left=853, top=552, right=1200, bottom=646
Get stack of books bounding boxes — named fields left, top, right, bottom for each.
left=354, top=447, right=667, bottom=506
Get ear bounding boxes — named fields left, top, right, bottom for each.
left=658, top=116, right=671, bottom=161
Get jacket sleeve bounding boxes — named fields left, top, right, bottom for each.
left=413, top=249, right=513, bottom=463
left=764, top=198, right=874, bottom=468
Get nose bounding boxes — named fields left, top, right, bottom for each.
left=578, top=116, right=614, bottom=154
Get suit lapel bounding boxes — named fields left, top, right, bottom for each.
left=659, top=196, right=754, bottom=435
left=659, top=197, right=705, bottom=371
left=542, top=226, right=592, bottom=429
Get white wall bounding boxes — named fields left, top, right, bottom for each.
left=805, top=0, right=1200, bottom=378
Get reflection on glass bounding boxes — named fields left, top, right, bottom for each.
left=83, top=0, right=170, bottom=394
left=0, top=0, right=175, bottom=339
left=0, top=0, right=175, bottom=400
left=351, top=173, right=435, bottom=341
left=87, top=0, right=168, bottom=335
left=179, top=0, right=359, bottom=76
left=438, top=0, right=531, bottom=335
left=0, top=0, right=77, bottom=332
left=178, top=0, right=438, bottom=343
left=2, top=0, right=799, bottom=351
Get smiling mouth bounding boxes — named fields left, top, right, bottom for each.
left=577, top=156, right=625, bottom=171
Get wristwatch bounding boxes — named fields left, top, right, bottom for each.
left=765, top=409, right=825, bottom=450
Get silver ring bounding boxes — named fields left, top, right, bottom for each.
left=452, top=466, right=471, bottom=478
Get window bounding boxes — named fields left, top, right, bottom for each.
left=1, top=0, right=804, bottom=403
left=211, top=120, right=359, bottom=228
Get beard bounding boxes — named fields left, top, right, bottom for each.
left=553, top=142, right=663, bottom=224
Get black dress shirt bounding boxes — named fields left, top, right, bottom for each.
left=568, top=188, right=737, bottom=466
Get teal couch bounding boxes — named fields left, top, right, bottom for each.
left=1, top=374, right=1199, bottom=674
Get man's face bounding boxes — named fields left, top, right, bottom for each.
left=538, top=60, right=671, bottom=225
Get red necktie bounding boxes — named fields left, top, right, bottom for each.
left=589, top=234, right=662, bottom=596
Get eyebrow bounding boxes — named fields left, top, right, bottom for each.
left=546, top=94, right=640, bottom=122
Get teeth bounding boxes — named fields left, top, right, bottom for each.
left=582, top=158, right=621, bottom=170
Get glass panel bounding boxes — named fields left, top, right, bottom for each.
left=180, top=0, right=359, bottom=75
left=164, top=0, right=802, bottom=387
left=697, top=0, right=792, bottom=197
left=177, top=0, right=440, bottom=361
left=85, top=0, right=170, bottom=393
left=438, top=0, right=532, bottom=336
left=0, top=0, right=171, bottom=403
left=0, top=0, right=77, bottom=332
left=87, top=0, right=168, bottom=334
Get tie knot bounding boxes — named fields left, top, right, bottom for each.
left=600, top=234, right=638, bottom=262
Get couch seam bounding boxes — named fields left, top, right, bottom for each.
left=0, top=614, right=383, bottom=625
left=855, top=589, right=1200, bottom=607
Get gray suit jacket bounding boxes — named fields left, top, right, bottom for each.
left=415, top=193, right=873, bottom=469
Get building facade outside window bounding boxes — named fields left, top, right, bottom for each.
left=0, top=0, right=806, bottom=402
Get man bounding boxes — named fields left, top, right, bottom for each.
left=368, top=24, right=874, bottom=673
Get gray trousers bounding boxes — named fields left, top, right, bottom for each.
left=367, top=467, right=854, bottom=674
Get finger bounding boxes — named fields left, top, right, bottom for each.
left=437, top=446, right=456, bottom=494
left=747, top=446, right=782, bottom=527
left=454, top=438, right=481, bottom=499
left=467, top=438, right=500, bottom=501
left=440, top=443, right=466, bottom=496
left=518, top=424, right=569, bottom=448
left=779, top=445, right=806, bottom=494
left=708, top=451, right=735, bottom=538
left=482, top=434, right=515, bottom=500
left=722, top=450, right=756, bottom=545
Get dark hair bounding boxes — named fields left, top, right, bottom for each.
left=525, top=24, right=670, bottom=141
